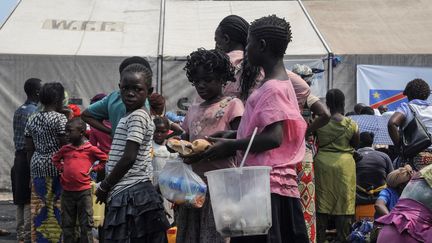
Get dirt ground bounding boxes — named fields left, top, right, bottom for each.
left=0, top=193, right=16, bottom=243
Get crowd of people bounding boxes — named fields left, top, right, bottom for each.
left=8, top=13, right=432, bottom=243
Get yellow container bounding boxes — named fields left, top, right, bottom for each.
left=167, top=227, right=177, bottom=243
left=91, top=182, right=105, bottom=227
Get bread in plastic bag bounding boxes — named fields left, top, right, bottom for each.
left=158, top=156, right=207, bottom=208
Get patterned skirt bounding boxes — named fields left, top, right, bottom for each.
left=412, top=151, right=432, bottom=171
left=296, top=147, right=316, bottom=243
left=31, top=176, right=62, bottom=243
left=175, top=193, right=227, bottom=243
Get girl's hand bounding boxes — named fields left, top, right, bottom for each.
left=199, top=137, right=236, bottom=162
left=209, top=130, right=236, bottom=139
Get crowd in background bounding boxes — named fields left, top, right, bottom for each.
left=8, top=14, right=432, bottom=243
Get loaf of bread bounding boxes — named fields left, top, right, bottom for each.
left=167, top=138, right=212, bottom=155
left=191, top=139, right=212, bottom=153
left=166, top=139, right=193, bottom=155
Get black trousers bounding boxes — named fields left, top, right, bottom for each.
left=61, top=189, right=94, bottom=243
left=231, top=193, right=309, bottom=243
left=11, top=150, right=31, bottom=205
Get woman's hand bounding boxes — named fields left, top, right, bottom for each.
left=209, top=130, right=237, bottom=139
left=199, top=137, right=236, bottom=162
left=95, top=187, right=108, bottom=204
left=181, top=153, right=205, bottom=165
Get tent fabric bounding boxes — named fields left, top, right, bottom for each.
left=162, top=0, right=328, bottom=111
left=0, top=0, right=161, bottom=56
left=163, top=1, right=328, bottom=57
left=303, top=0, right=432, bottom=111
left=303, top=0, right=432, bottom=55
left=0, top=0, right=327, bottom=190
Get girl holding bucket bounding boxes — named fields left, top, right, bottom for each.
left=202, top=15, right=309, bottom=243
left=177, top=48, right=245, bottom=243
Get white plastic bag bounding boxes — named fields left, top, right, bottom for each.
left=158, top=156, right=207, bottom=208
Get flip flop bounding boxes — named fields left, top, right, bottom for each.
left=0, top=228, right=10, bottom=236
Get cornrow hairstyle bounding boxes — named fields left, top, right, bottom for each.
left=24, top=78, right=41, bottom=96
left=218, top=15, right=261, bottom=101
left=403, top=78, right=430, bottom=101
left=67, top=117, right=87, bottom=132
left=120, top=63, right=153, bottom=88
left=326, top=89, right=345, bottom=114
left=184, top=48, right=235, bottom=85
left=218, top=15, right=249, bottom=47
left=249, top=15, right=292, bottom=58
left=39, top=82, right=65, bottom=107
left=153, top=116, right=170, bottom=129
left=119, top=56, right=151, bottom=74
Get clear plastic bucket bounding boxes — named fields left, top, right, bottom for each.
left=205, top=166, right=272, bottom=237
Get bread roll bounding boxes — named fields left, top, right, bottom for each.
left=167, top=139, right=193, bottom=155
left=191, top=139, right=212, bottom=153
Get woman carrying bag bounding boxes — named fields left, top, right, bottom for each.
left=388, top=78, right=432, bottom=171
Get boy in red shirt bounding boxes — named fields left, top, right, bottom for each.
left=52, top=117, right=108, bottom=243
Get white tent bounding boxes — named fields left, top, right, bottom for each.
left=0, top=0, right=328, bottom=189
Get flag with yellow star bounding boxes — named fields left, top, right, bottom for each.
left=369, top=89, right=408, bottom=111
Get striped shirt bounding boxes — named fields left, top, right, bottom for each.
left=106, top=109, right=154, bottom=199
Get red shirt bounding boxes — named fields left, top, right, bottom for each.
left=52, top=142, right=108, bottom=191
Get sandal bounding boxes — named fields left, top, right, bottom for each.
left=0, top=228, right=10, bottom=236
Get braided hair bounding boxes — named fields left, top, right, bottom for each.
left=184, top=48, right=235, bottom=85
left=218, top=15, right=249, bottom=48
left=120, top=63, right=153, bottom=88
left=39, top=82, right=65, bottom=107
left=326, top=89, right=345, bottom=115
left=218, top=15, right=261, bottom=100
left=403, top=78, right=430, bottom=101
left=249, top=15, right=292, bottom=58
left=119, top=56, right=151, bottom=74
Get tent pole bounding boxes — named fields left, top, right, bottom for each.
left=297, top=0, right=333, bottom=90
left=156, top=0, right=167, bottom=94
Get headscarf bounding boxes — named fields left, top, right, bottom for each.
left=90, top=93, right=106, bottom=104
left=387, top=164, right=414, bottom=188
left=67, top=104, right=81, bottom=118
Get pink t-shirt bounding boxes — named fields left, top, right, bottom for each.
left=223, top=50, right=244, bottom=98
left=287, top=70, right=310, bottom=108
left=182, top=97, right=244, bottom=177
left=236, top=79, right=307, bottom=198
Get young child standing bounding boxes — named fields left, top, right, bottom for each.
left=95, top=63, right=170, bottom=243
left=176, top=48, right=244, bottom=243
left=52, top=117, right=108, bottom=243
left=202, top=15, right=309, bottom=243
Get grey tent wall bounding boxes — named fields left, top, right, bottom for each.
left=0, top=54, right=157, bottom=190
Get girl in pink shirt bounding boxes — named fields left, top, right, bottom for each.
left=215, top=15, right=310, bottom=107
left=202, top=15, right=309, bottom=243
left=177, top=48, right=244, bottom=243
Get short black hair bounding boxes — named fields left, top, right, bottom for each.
left=120, top=63, right=153, bottom=88
left=360, top=106, right=375, bottom=115
left=24, top=78, right=41, bottom=96
left=184, top=48, right=235, bottom=84
left=119, top=56, right=151, bottom=74
left=326, top=89, right=345, bottom=114
left=249, top=15, right=292, bottom=58
left=403, top=78, right=430, bottom=101
left=39, top=82, right=64, bottom=107
left=354, top=103, right=366, bottom=114
left=359, top=132, right=374, bottom=148
left=153, top=116, right=170, bottom=129
left=218, top=15, right=249, bottom=47
left=67, top=117, right=87, bottom=131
